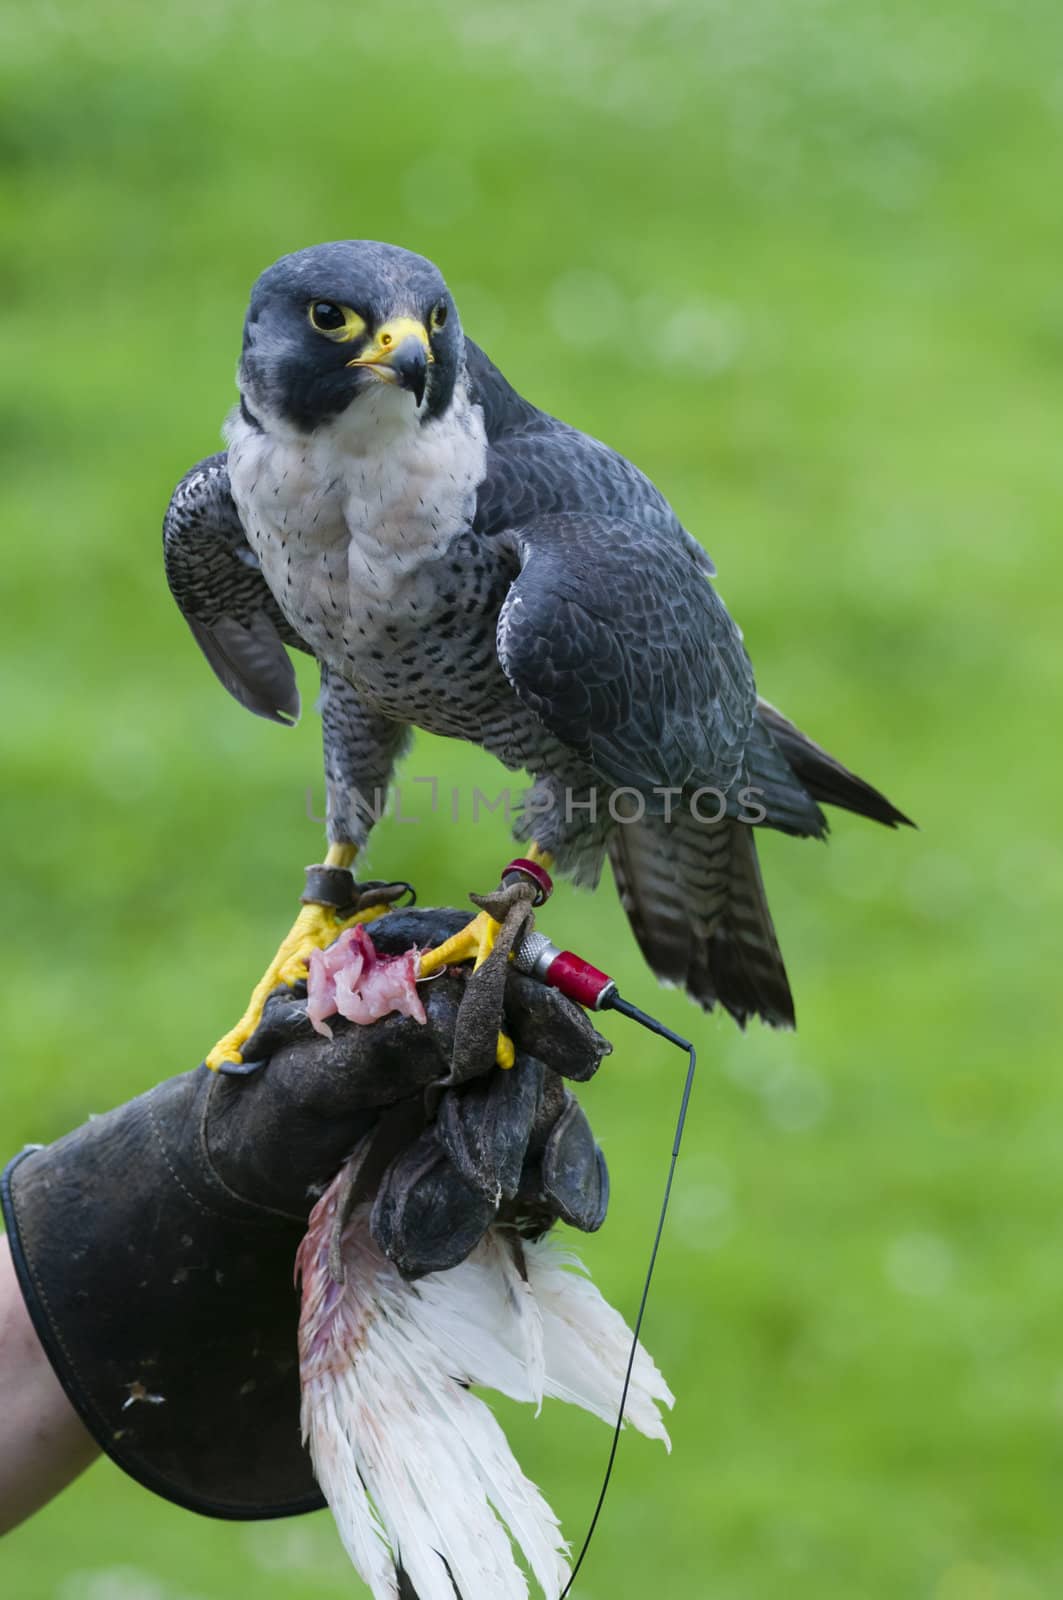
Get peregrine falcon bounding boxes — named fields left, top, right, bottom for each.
left=163, top=240, right=910, bottom=1069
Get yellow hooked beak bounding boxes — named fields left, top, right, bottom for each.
left=347, top=317, right=433, bottom=406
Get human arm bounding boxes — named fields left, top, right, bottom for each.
left=0, top=1232, right=99, bottom=1534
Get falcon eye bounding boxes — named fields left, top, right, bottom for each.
left=307, top=301, right=368, bottom=342
left=309, top=301, right=346, bottom=331
left=429, top=302, right=449, bottom=332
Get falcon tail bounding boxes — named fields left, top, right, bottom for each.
left=608, top=704, right=912, bottom=1029
left=752, top=699, right=915, bottom=834
left=609, top=811, right=796, bottom=1028
left=297, top=1159, right=673, bottom=1600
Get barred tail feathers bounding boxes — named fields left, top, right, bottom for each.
left=608, top=810, right=795, bottom=1029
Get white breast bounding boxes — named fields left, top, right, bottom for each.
left=225, top=379, right=488, bottom=627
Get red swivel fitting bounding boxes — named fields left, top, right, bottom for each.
left=512, top=930, right=618, bottom=1011
left=502, top=856, right=554, bottom=907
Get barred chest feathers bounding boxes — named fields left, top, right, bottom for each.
left=224, top=379, right=489, bottom=667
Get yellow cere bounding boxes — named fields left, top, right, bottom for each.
left=348, top=316, right=434, bottom=370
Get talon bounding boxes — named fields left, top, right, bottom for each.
left=206, top=894, right=394, bottom=1071
left=417, top=911, right=517, bottom=1070
left=416, top=908, right=501, bottom=979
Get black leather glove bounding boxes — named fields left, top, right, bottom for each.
left=1, top=908, right=610, bottom=1521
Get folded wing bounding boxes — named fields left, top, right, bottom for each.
left=163, top=451, right=307, bottom=725
left=496, top=510, right=756, bottom=801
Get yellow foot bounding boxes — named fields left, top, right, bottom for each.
left=416, top=909, right=515, bottom=1068
left=206, top=898, right=390, bottom=1071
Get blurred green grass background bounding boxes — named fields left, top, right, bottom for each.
left=2, top=0, right=1062, bottom=1595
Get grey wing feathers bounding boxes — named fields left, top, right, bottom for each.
left=496, top=511, right=755, bottom=800
left=163, top=452, right=306, bottom=725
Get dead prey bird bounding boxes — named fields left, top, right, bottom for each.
left=163, top=240, right=911, bottom=1070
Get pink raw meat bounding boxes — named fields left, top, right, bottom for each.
left=307, top=925, right=426, bottom=1037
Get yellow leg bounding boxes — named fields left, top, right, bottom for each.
left=416, top=908, right=502, bottom=978
left=413, top=844, right=555, bottom=1069
left=415, top=843, right=552, bottom=982
left=416, top=909, right=515, bottom=1069
left=205, top=844, right=388, bottom=1071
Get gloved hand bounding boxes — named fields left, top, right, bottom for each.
left=0, top=907, right=610, bottom=1521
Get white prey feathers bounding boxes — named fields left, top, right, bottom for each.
left=297, top=1162, right=673, bottom=1600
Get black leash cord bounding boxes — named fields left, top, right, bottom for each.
left=559, top=995, right=698, bottom=1598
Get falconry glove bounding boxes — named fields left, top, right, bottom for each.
left=1, top=907, right=610, bottom=1520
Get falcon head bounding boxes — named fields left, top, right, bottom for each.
left=239, top=241, right=463, bottom=432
